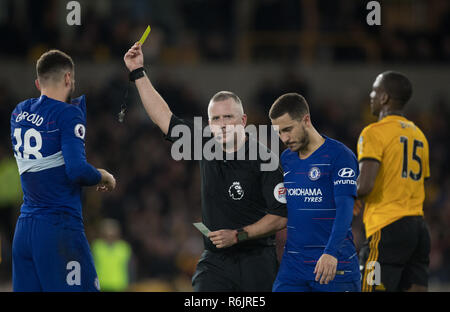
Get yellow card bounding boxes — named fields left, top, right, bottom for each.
left=138, top=25, right=151, bottom=45
left=193, top=223, right=211, bottom=237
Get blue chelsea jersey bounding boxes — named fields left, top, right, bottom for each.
left=280, top=135, right=360, bottom=281
left=10, top=95, right=101, bottom=221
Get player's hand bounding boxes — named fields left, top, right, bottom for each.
left=314, top=253, right=338, bottom=284
left=124, top=42, right=144, bottom=72
left=96, top=169, right=116, bottom=192
left=208, top=229, right=238, bottom=249
left=353, top=199, right=364, bottom=216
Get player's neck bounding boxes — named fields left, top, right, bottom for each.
left=378, top=108, right=404, bottom=121
left=298, top=128, right=325, bottom=159
left=40, top=88, right=69, bottom=103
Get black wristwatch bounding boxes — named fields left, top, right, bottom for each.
left=129, top=67, right=146, bottom=82
left=236, top=228, right=249, bottom=242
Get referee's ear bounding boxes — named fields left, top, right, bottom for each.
left=241, top=113, right=247, bottom=126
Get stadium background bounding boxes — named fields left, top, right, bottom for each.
left=0, top=0, right=449, bottom=291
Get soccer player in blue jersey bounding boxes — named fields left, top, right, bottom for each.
left=10, top=50, right=116, bottom=291
left=269, top=93, right=361, bottom=292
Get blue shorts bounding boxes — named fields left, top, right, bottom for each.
left=273, top=277, right=361, bottom=292
left=12, top=213, right=99, bottom=292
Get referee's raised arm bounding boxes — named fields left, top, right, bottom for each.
left=123, top=42, right=172, bottom=135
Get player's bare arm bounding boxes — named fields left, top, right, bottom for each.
left=123, top=42, right=172, bottom=135
left=357, top=159, right=380, bottom=197
left=208, top=214, right=287, bottom=249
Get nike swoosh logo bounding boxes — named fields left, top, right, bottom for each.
left=283, top=171, right=291, bottom=177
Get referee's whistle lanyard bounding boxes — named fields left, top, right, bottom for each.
left=118, top=81, right=130, bottom=123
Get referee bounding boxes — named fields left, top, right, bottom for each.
left=123, top=43, right=287, bottom=291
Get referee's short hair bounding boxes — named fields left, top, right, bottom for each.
left=36, top=50, right=74, bottom=85
left=210, top=91, right=242, bottom=106
left=208, top=91, right=244, bottom=116
left=379, top=71, right=412, bottom=107
left=269, top=93, right=310, bottom=121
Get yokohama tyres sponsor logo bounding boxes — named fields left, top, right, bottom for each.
left=286, top=188, right=323, bottom=196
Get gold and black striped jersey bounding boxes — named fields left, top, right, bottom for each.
left=357, top=115, right=430, bottom=239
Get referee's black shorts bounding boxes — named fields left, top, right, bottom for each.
left=359, top=216, right=430, bottom=292
left=192, top=246, right=279, bottom=292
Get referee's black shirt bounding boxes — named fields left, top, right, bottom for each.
left=165, top=114, right=287, bottom=252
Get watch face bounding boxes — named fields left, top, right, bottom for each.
left=237, top=231, right=248, bottom=241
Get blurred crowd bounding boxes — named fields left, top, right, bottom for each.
left=1, top=0, right=450, bottom=64
left=0, top=0, right=449, bottom=291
